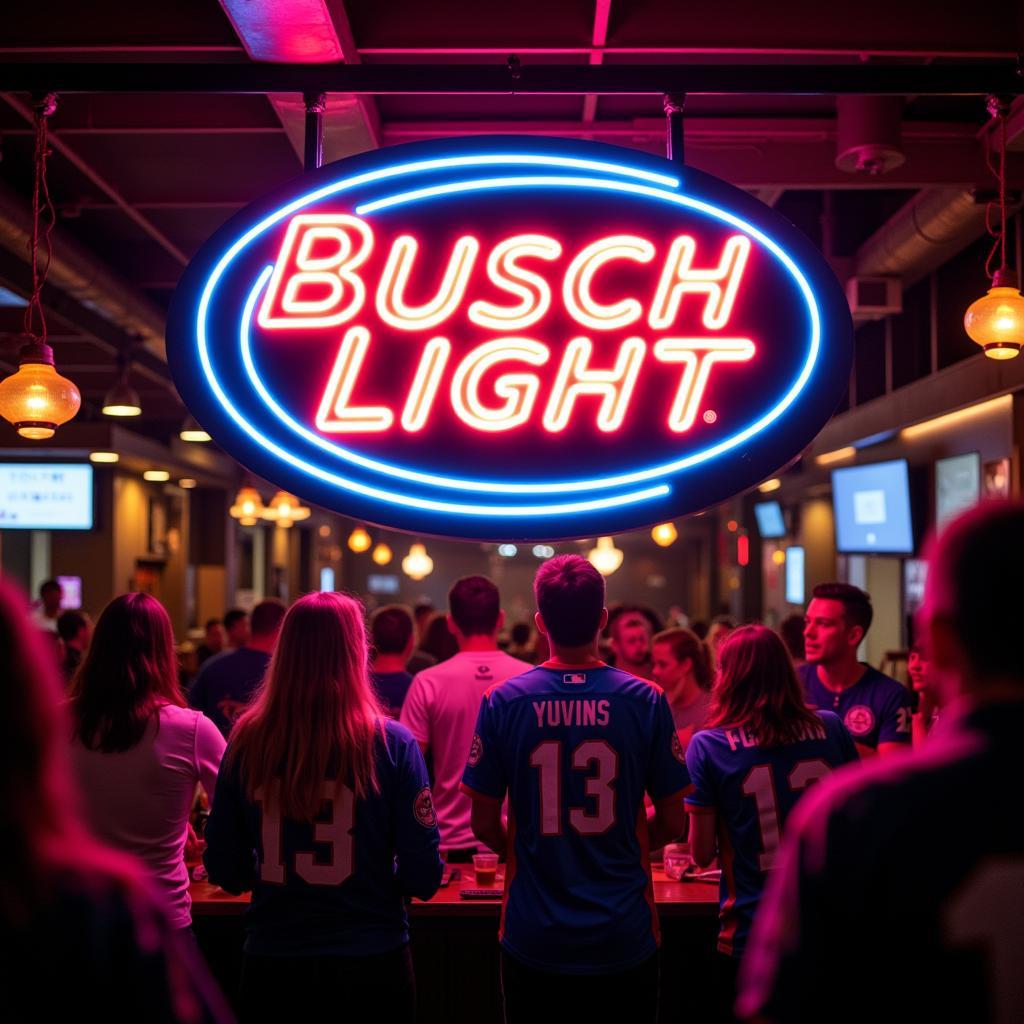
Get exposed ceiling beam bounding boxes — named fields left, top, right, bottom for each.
left=2, top=61, right=1021, bottom=95
left=582, top=0, right=613, bottom=124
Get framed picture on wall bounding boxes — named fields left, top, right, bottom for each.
left=983, top=458, right=1010, bottom=499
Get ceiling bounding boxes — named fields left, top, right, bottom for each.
left=1, top=0, right=1022, bottom=443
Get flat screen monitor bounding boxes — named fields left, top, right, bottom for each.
left=832, top=459, right=913, bottom=554
left=754, top=501, right=786, bottom=538
left=0, top=463, right=93, bottom=529
left=785, top=546, right=805, bottom=605
left=367, top=574, right=400, bottom=595
left=935, top=452, right=980, bottom=528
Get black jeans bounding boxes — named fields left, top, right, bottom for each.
left=714, top=952, right=741, bottom=1024
left=240, top=944, right=416, bottom=1024
left=500, top=949, right=660, bottom=1023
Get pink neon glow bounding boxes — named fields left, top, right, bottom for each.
left=376, top=235, right=479, bottom=331
left=653, top=338, right=755, bottom=431
left=450, top=338, right=550, bottom=432
left=542, top=337, right=646, bottom=433
left=258, top=215, right=373, bottom=330
left=468, top=234, right=563, bottom=331
left=315, top=326, right=394, bottom=432
left=649, top=235, right=751, bottom=330
left=737, top=533, right=750, bottom=566
left=562, top=236, right=656, bottom=331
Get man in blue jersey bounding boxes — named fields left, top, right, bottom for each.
left=462, top=554, right=689, bottom=1022
left=739, top=503, right=1024, bottom=1024
left=799, top=582, right=911, bottom=756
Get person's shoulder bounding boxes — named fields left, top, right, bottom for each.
left=382, top=715, right=418, bottom=748
left=156, top=701, right=204, bottom=729
left=600, top=665, right=665, bottom=702
left=483, top=663, right=546, bottom=702
left=861, top=665, right=911, bottom=700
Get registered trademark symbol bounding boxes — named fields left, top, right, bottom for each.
left=703, top=409, right=717, bottom=424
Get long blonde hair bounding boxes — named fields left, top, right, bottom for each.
left=229, top=592, right=381, bottom=821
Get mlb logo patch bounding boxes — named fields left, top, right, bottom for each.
left=563, top=672, right=587, bottom=685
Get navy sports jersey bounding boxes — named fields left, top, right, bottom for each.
left=461, top=662, right=690, bottom=975
left=739, top=701, right=1024, bottom=1023
left=798, top=663, right=912, bottom=752
left=685, top=711, right=858, bottom=957
left=189, top=647, right=270, bottom=737
left=204, top=718, right=443, bottom=956
left=370, top=669, right=414, bottom=718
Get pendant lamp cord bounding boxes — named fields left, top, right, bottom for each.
left=23, top=93, right=58, bottom=346
left=983, top=95, right=1010, bottom=281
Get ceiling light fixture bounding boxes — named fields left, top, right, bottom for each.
left=229, top=483, right=265, bottom=526
left=89, top=451, right=119, bottom=464
left=964, top=95, right=1024, bottom=360
left=347, top=526, right=372, bottom=552
left=758, top=478, right=782, bottom=493
left=179, top=478, right=197, bottom=489
left=587, top=536, right=623, bottom=576
left=651, top=522, right=678, bottom=547
left=262, top=489, right=311, bottom=527
left=372, top=542, right=393, bottom=565
left=102, top=354, right=142, bottom=417
left=402, top=542, right=434, bottom=580
left=179, top=414, right=211, bottom=442
left=816, top=446, right=856, bottom=466
left=143, top=470, right=170, bottom=482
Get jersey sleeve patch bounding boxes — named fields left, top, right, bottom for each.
left=413, top=786, right=438, bottom=829
left=671, top=730, right=687, bottom=765
left=467, top=732, right=483, bottom=767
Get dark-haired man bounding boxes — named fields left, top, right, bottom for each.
left=739, top=504, right=1024, bottom=1024
left=401, top=576, right=529, bottom=860
left=191, top=599, right=285, bottom=737
left=196, top=618, right=225, bottom=667
left=32, top=579, right=63, bottom=633
left=56, top=609, right=91, bottom=680
left=800, top=582, right=911, bottom=756
left=607, top=607, right=654, bottom=678
left=223, top=607, right=251, bottom=649
left=369, top=604, right=416, bottom=717
left=462, top=555, right=689, bottom=1022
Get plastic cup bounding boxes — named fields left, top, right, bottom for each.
left=473, top=852, right=499, bottom=887
left=663, top=843, right=693, bottom=880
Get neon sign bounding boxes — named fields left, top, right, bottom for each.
left=167, top=138, right=852, bottom=540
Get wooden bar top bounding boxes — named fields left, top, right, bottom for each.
left=189, top=868, right=719, bottom=919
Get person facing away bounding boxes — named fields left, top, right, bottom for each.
left=406, top=601, right=438, bottom=676
left=68, top=593, right=227, bottom=935
left=799, top=582, right=912, bottom=756
left=685, top=625, right=859, bottom=1023
left=607, top=606, right=654, bottom=678
left=0, top=581, right=231, bottom=1024
left=651, top=626, right=714, bottom=752
left=369, top=604, right=416, bottom=717
left=57, top=608, right=91, bottom=682
left=190, top=599, right=286, bottom=738
left=400, top=576, right=531, bottom=860
left=204, top=592, right=442, bottom=1024
left=32, top=578, right=63, bottom=633
left=223, top=607, right=251, bottom=650
left=738, top=502, right=1024, bottom=1024
left=462, top=555, right=689, bottom=1024
left=196, top=618, right=225, bottom=667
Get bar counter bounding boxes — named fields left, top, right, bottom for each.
left=190, top=871, right=721, bottom=1022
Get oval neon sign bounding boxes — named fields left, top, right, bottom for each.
left=168, top=137, right=853, bottom=541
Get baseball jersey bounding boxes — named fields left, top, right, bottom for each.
left=739, top=701, right=1024, bottom=1024
left=461, top=661, right=691, bottom=975
left=400, top=650, right=531, bottom=848
left=189, top=647, right=271, bottom=738
left=685, top=710, right=858, bottom=957
left=798, top=663, right=912, bottom=752
left=204, top=718, right=443, bottom=956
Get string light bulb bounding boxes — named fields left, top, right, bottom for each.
left=229, top=484, right=265, bottom=526
left=964, top=96, right=1023, bottom=360
left=587, top=536, right=624, bottom=576
left=372, top=542, right=393, bottom=565
left=651, top=522, right=678, bottom=547
left=402, top=542, right=434, bottom=580
left=348, top=526, right=372, bottom=552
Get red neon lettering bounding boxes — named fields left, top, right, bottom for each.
left=258, top=215, right=374, bottom=330
left=653, top=338, right=755, bottom=432
left=543, top=337, right=646, bottom=433
left=315, top=326, right=393, bottom=433
left=648, top=234, right=750, bottom=330
left=468, top=234, right=563, bottom=331
left=376, top=235, right=479, bottom=331
left=562, top=236, right=655, bottom=331
left=450, top=338, right=550, bottom=432
left=401, top=337, right=451, bottom=433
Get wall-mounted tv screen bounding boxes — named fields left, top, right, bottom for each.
left=935, top=452, right=980, bottom=528
left=785, top=546, right=805, bottom=605
left=0, top=463, right=93, bottom=530
left=832, top=459, right=913, bottom=554
left=754, top=500, right=786, bottom=538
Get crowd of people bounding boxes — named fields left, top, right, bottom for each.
left=2, top=500, right=1021, bottom=1023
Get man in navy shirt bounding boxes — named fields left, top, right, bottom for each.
left=191, top=599, right=285, bottom=736
left=799, top=582, right=912, bottom=756
left=462, top=555, right=689, bottom=1022
left=739, top=503, right=1024, bottom=1024
left=369, top=605, right=415, bottom=717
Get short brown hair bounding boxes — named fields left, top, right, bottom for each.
left=371, top=604, right=414, bottom=655
left=652, top=628, right=712, bottom=690
left=449, top=576, right=501, bottom=637
left=251, top=599, right=286, bottom=638
left=811, top=582, right=872, bottom=636
left=535, top=555, right=605, bottom=647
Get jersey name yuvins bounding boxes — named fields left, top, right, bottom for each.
left=533, top=699, right=611, bottom=728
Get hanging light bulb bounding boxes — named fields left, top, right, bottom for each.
left=102, top=356, right=142, bottom=417
left=372, top=542, right=393, bottom=566
left=0, top=338, right=81, bottom=439
left=402, top=542, right=434, bottom=580
left=229, top=484, right=265, bottom=526
left=0, top=95, right=81, bottom=440
left=263, top=489, right=311, bottom=528
left=964, top=96, right=1024, bottom=361
left=179, top=414, right=211, bottom=442
left=348, top=526, right=372, bottom=552
left=587, top=536, right=624, bottom=576
left=651, top=522, right=678, bottom=547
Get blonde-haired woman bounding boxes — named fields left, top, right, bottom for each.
left=205, top=592, right=442, bottom=1023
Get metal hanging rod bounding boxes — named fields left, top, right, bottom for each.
left=0, top=61, right=1022, bottom=95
